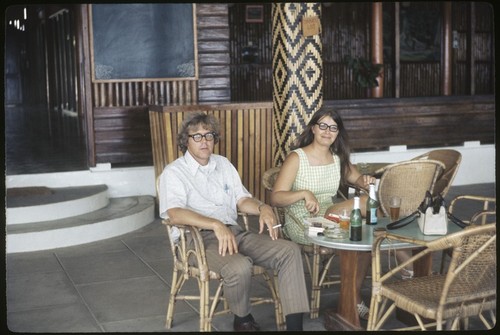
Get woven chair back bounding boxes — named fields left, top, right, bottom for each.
left=377, top=159, right=445, bottom=217
left=412, top=149, right=462, bottom=197
left=443, top=224, right=496, bottom=303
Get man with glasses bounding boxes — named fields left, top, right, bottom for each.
left=158, top=112, right=309, bottom=331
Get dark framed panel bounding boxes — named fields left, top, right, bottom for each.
left=399, top=2, right=441, bottom=62
left=245, top=5, right=263, bottom=23
left=89, top=3, right=197, bottom=81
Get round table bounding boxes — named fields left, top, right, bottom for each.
left=308, top=217, right=462, bottom=330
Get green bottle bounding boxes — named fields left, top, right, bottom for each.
left=366, top=183, right=379, bottom=225
left=349, top=196, right=362, bottom=241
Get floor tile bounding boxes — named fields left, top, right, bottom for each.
left=77, top=276, right=168, bottom=323
left=57, top=249, right=155, bottom=285
left=122, top=234, right=171, bottom=262
left=6, top=252, right=63, bottom=277
left=7, top=271, right=81, bottom=312
left=7, top=303, right=102, bottom=333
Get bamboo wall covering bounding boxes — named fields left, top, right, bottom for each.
left=149, top=103, right=274, bottom=202
left=272, top=3, right=323, bottom=167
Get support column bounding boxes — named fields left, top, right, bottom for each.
left=441, top=1, right=452, bottom=95
left=271, top=3, right=322, bottom=167
left=371, top=2, right=384, bottom=98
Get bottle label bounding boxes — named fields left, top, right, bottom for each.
left=369, top=208, right=377, bottom=224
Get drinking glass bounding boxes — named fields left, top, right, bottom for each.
left=389, top=196, right=401, bottom=221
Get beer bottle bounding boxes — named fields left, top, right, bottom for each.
left=366, top=183, right=379, bottom=225
left=349, top=195, right=362, bottom=241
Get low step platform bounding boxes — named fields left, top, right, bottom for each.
left=6, top=196, right=155, bottom=253
left=6, top=185, right=109, bottom=225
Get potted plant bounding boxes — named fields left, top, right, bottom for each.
left=345, top=56, right=384, bottom=88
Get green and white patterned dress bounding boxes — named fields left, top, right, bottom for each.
left=283, top=148, right=341, bottom=245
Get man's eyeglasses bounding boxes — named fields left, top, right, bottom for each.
left=188, top=132, right=217, bottom=142
left=316, top=122, right=338, bottom=133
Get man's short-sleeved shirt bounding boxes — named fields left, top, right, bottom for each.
left=159, top=151, right=252, bottom=226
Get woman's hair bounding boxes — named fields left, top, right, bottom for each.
left=292, top=107, right=352, bottom=185
left=177, top=112, right=220, bottom=153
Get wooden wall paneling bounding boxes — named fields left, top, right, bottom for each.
left=94, top=106, right=152, bottom=165
left=196, top=3, right=230, bottom=102
left=149, top=103, right=275, bottom=201
left=327, top=95, right=495, bottom=151
left=148, top=110, right=159, bottom=177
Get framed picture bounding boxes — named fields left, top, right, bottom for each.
left=90, top=3, right=197, bottom=81
left=246, top=5, right=263, bottom=23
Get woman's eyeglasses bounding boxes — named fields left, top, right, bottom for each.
left=188, top=132, right=217, bottom=142
left=316, top=122, right=338, bottom=133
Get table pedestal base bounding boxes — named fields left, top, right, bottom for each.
left=324, top=309, right=363, bottom=331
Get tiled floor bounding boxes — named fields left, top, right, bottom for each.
left=5, top=183, right=495, bottom=332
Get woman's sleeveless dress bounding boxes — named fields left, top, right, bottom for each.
left=283, top=148, right=341, bottom=245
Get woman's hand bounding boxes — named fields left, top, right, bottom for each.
left=304, top=190, right=320, bottom=215
left=356, top=174, right=376, bottom=190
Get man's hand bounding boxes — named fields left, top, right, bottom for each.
left=257, top=204, right=279, bottom=240
left=212, top=221, right=238, bottom=256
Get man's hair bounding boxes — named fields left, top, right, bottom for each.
left=177, top=112, right=220, bottom=153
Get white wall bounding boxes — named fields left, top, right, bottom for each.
left=5, top=142, right=495, bottom=197
left=350, top=142, right=495, bottom=186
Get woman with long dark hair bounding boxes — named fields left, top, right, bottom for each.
left=271, top=107, right=374, bottom=319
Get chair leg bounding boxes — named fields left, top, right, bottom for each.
left=199, top=279, right=211, bottom=331
left=263, top=271, right=285, bottom=330
left=165, top=270, right=184, bottom=329
left=367, top=291, right=378, bottom=330
left=310, top=244, right=321, bottom=319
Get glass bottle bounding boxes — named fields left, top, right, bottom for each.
left=349, top=195, right=362, bottom=241
left=366, top=183, right=379, bottom=225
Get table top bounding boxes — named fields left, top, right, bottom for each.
left=308, top=217, right=463, bottom=251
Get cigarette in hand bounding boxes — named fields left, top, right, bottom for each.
left=272, top=224, right=282, bottom=229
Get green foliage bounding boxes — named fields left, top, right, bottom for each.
left=345, top=56, right=384, bottom=88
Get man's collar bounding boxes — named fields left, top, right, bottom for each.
left=184, top=150, right=216, bottom=175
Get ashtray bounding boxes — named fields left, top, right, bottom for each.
left=324, top=227, right=347, bottom=239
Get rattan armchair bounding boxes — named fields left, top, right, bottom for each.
left=262, top=167, right=339, bottom=319
left=440, top=195, right=496, bottom=274
left=411, top=149, right=462, bottom=197
left=377, top=159, right=445, bottom=218
left=157, top=179, right=285, bottom=331
left=368, top=224, right=496, bottom=331
left=448, top=195, right=496, bottom=226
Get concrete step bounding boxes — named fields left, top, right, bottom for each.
left=6, top=195, right=155, bottom=253
left=6, top=185, right=109, bottom=225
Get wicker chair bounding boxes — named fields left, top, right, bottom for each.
left=157, top=179, right=285, bottom=332
left=376, top=159, right=445, bottom=218
left=440, top=195, right=496, bottom=274
left=448, top=195, right=496, bottom=226
left=368, top=224, right=496, bottom=331
left=411, top=149, right=462, bottom=197
left=262, top=167, right=339, bottom=319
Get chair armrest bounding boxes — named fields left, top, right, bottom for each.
left=449, top=195, right=496, bottom=213
left=337, top=183, right=368, bottom=200
left=471, top=211, right=496, bottom=225
left=238, top=211, right=251, bottom=231
left=371, top=230, right=437, bottom=284
left=162, top=218, right=211, bottom=281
